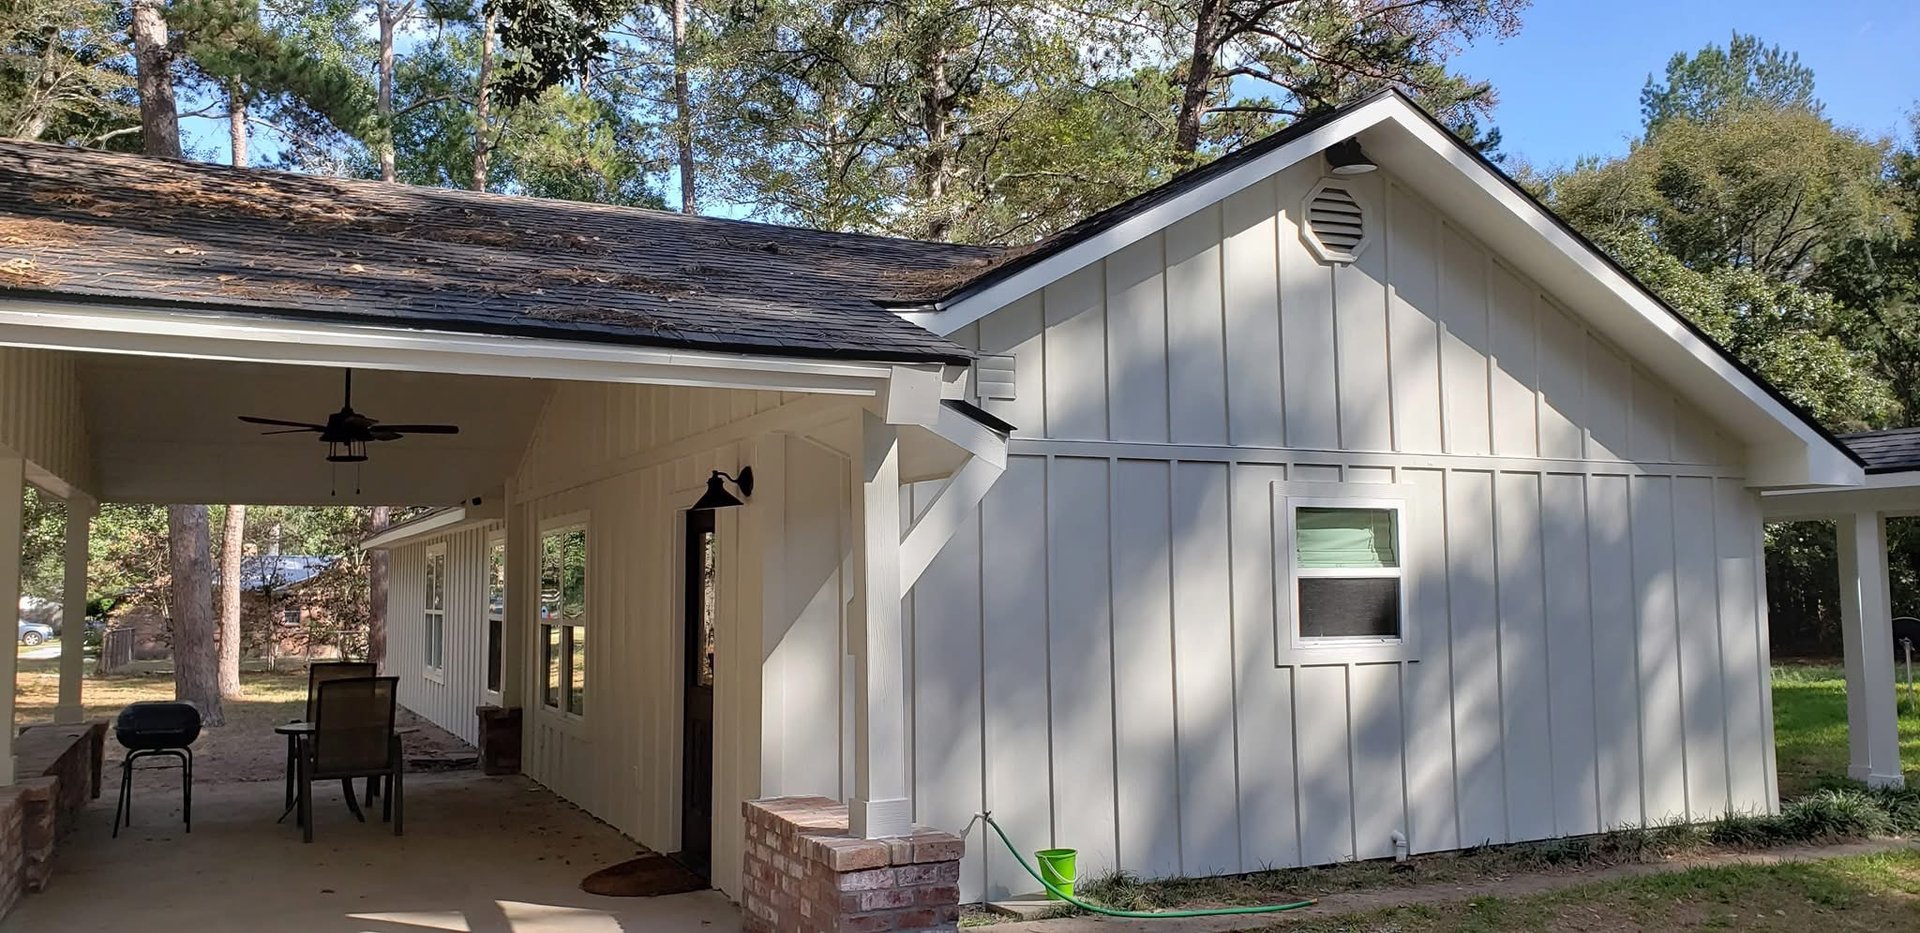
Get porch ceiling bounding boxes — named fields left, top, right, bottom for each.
left=79, top=354, right=549, bottom=505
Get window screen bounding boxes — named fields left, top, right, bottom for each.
left=1293, top=505, right=1403, bottom=642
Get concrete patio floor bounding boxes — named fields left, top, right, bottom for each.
left=4, top=769, right=742, bottom=933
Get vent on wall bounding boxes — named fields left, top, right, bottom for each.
left=973, top=354, right=1017, bottom=401
left=1302, top=179, right=1372, bottom=264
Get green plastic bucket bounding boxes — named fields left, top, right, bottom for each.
left=1035, top=848, right=1077, bottom=901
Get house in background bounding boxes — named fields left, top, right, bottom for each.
left=1, top=89, right=1914, bottom=927
left=108, top=553, right=339, bottom=662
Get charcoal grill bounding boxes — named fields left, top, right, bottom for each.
left=113, top=701, right=200, bottom=838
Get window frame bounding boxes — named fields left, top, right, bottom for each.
left=484, top=530, right=505, bottom=700
left=423, top=544, right=447, bottom=683
left=1274, top=484, right=1417, bottom=664
left=536, top=515, right=589, bottom=722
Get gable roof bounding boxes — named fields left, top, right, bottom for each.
left=915, top=88, right=1863, bottom=488
left=0, top=140, right=987, bottom=365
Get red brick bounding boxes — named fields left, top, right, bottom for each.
left=836, top=867, right=895, bottom=891
left=910, top=836, right=964, bottom=864
left=914, top=883, right=960, bottom=906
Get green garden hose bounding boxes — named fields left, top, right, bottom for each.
left=970, top=812, right=1318, bottom=919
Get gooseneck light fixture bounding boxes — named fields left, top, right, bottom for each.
left=692, top=467, right=754, bottom=510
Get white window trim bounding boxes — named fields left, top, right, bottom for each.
left=1273, top=482, right=1419, bottom=665
left=482, top=529, right=505, bottom=703
left=536, top=515, right=589, bottom=725
left=423, top=544, right=447, bottom=684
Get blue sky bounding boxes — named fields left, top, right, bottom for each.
left=1452, top=1, right=1920, bottom=169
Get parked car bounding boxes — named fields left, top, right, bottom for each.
left=18, top=620, right=53, bottom=646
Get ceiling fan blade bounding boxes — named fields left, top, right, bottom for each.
left=376, top=424, right=461, bottom=434
left=240, top=416, right=328, bottom=429
left=260, top=428, right=323, bottom=435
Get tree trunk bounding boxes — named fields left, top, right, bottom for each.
left=367, top=505, right=390, bottom=670
left=377, top=0, right=398, bottom=182
left=227, top=83, right=248, bottom=167
left=471, top=7, right=495, bottom=191
left=672, top=0, right=696, bottom=214
left=169, top=505, right=223, bottom=726
left=918, top=45, right=952, bottom=240
left=217, top=504, right=245, bottom=698
left=1174, top=0, right=1226, bottom=156
left=131, top=0, right=182, bottom=159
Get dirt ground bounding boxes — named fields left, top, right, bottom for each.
left=14, top=651, right=476, bottom=785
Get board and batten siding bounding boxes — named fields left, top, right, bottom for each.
left=508, top=379, right=860, bottom=900
left=0, top=346, right=92, bottom=494
left=908, top=161, right=1774, bottom=902
left=387, top=522, right=500, bottom=745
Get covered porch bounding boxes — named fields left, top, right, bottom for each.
left=1763, top=434, right=1920, bottom=790
left=0, top=299, right=1000, bottom=926
left=2, top=768, right=741, bottom=932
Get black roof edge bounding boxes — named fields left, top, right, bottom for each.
left=3, top=289, right=978, bottom=368
left=940, top=86, right=1862, bottom=470
left=942, top=398, right=1016, bottom=437
left=937, top=87, right=1400, bottom=308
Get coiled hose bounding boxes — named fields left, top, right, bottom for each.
left=968, top=811, right=1318, bottom=919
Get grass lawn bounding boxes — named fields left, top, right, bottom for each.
left=1269, top=849, right=1920, bottom=931
left=1771, top=663, right=1920, bottom=797
left=14, top=653, right=310, bottom=783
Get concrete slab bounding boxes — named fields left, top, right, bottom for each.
left=4, top=770, right=742, bottom=933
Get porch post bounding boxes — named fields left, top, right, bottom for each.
left=1837, top=510, right=1904, bottom=788
left=0, top=454, right=24, bottom=784
left=501, top=488, right=530, bottom=710
left=53, top=494, right=94, bottom=724
left=849, top=411, right=911, bottom=838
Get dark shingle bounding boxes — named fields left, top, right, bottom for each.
left=1841, top=428, right=1920, bottom=473
left=0, top=140, right=998, bottom=364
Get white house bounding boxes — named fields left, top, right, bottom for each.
left=0, top=89, right=1911, bottom=914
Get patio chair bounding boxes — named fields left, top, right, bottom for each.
left=284, top=661, right=377, bottom=812
left=296, top=675, right=403, bottom=843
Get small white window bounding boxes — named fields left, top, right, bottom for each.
left=424, top=545, right=447, bottom=682
left=1274, top=487, right=1413, bottom=656
left=539, top=522, right=588, bottom=717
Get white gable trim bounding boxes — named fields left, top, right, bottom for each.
left=908, top=93, right=1861, bottom=489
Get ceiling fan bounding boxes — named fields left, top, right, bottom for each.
left=239, top=369, right=459, bottom=464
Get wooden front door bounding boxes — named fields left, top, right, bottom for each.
left=679, top=508, right=718, bottom=878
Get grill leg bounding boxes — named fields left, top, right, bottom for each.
left=182, top=748, right=192, bottom=833
left=112, top=753, right=132, bottom=838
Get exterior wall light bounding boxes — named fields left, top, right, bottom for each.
left=692, top=467, right=754, bottom=510
left=1326, top=138, right=1378, bottom=174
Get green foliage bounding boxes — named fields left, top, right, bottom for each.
left=169, top=0, right=377, bottom=137
left=1641, top=31, right=1817, bottom=130
left=1588, top=227, right=1895, bottom=429
left=0, top=0, right=137, bottom=146
left=1552, top=106, right=1904, bottom=281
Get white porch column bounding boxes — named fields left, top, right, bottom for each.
left=1837, top=510, right=1904, bottom=788
left=849, top=411, right=911, bottom=838
left=0, top=454, right=24, bottom=785
left=53, top=494, right=94, bottom=724
left=501, top=490, right=531, bottom=711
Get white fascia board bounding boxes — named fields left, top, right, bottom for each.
left=1368, top=106, right=1862, bottom=490
left=359, top=507, right=467, bottom=550
left=0, top=298, right=916, bottom=397
left=913, top=100, right=1399, bottom=336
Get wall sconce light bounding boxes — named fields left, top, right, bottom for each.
left=692, top=467, right=754, bottom=510
left=1325, top=138, right=1378, bottom=174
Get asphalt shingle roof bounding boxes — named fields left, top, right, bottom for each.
left=0, top=140, right=999, bottom=364
left=1840, top=428, right=1920, bottom=474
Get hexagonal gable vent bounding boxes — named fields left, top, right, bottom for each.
left=1302, top=179, right=1371, bottom=264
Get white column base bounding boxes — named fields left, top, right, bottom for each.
left=1849, top=766, right=1906, bottom=789
left=0, top=754, right=14, bottom=787
left=849, top=796, right=913, bottom=839
left=53, top=704, right=85, bottom=725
